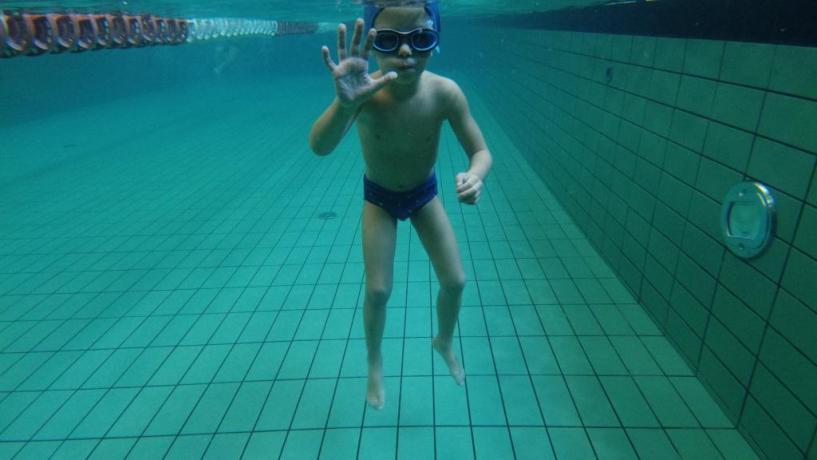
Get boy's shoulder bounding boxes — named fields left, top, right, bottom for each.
left=425, top=72, right=461, bottom=94
left=423, top=72, right=465, bottom=108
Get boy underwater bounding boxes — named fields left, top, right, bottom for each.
left=308, top=2, right=493, bottom=410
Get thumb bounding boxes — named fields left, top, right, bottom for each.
left=456, top=172, right=467, bottom=185
left=359, top=72, right=396, bottom=102
left=371, top=71, right=398, bottom=91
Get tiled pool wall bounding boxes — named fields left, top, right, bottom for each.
left=447, top=27, right=817, bottom=459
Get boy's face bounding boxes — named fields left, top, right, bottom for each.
left=373, top=7, right=434, bottom=85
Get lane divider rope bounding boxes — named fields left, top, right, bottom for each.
left=1, top=10, right=332, bottom=58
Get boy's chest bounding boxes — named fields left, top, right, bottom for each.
left=360, top=99, right=444, bottom=150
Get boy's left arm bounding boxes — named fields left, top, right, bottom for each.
left=446, top=81, right=492, bottom=204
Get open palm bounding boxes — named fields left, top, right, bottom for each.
left=321, top=19, right=396, bottom=108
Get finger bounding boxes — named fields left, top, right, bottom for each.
left=321, top=46, right=337, bottom=72
left=455, top=174, right=467, bottom=190
left=459, top=186, right=478, bottom=201
left=461, top=195, right=477, bottom=205
left=350, top=18, right=364, bottom=56
left=337, top=23, right=347, bottom=61
left=463, top=191, right=479, bottom=205
left=456, top=179, right=474, bottom=193
left=457, top=173, right=475, bottom=188
left=360, top=28, right=376, bottom=60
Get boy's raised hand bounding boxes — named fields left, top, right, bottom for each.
left=321, top=18, right=397, bottom=108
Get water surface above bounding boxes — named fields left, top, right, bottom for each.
left=2, top=0, right=605, bottom=22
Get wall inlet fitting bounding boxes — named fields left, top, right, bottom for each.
left=720, top=181, right=776, bottom=259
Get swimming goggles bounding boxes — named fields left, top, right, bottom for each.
left=373, top=28, right=439, bottom=54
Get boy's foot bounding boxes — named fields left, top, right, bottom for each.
left=432, top=336, right=465, bottom=385
left=366, top=361, right=385, bottom=410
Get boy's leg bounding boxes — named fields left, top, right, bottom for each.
left=362, top=201, right=397, bottom=409
left=410, top=196, right=466, bottom=385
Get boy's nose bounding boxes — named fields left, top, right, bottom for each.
left=397, top=43, right=412, bottom=57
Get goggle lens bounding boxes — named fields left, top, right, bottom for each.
left=373, top=33, right=398, bottom=51
left=412, top=30, right=437, bottom=50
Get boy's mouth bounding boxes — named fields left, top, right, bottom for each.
left=392, top=59, right=416, bottom=69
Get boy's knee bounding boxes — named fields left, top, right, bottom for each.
left=365, top=284, right=392, bottom=305
left=441, top=272, right=466, bottom=293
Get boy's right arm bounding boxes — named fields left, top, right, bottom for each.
left=308, top=98, right=359, bottom=156
left=307, top=19, right=396, bottom=156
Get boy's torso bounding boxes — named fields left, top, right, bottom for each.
left=357, top=71, right=449, bottom=191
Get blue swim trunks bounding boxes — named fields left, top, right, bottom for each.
left=364, top=172, right=438, bottom=220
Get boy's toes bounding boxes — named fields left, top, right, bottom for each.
left=432, top=336, right=466, bottom=386
left=453, top=367, right=466, bottom=386
left=366, top=375, right=385, bottom=410
left=366, top=390, right=385, bottom=410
